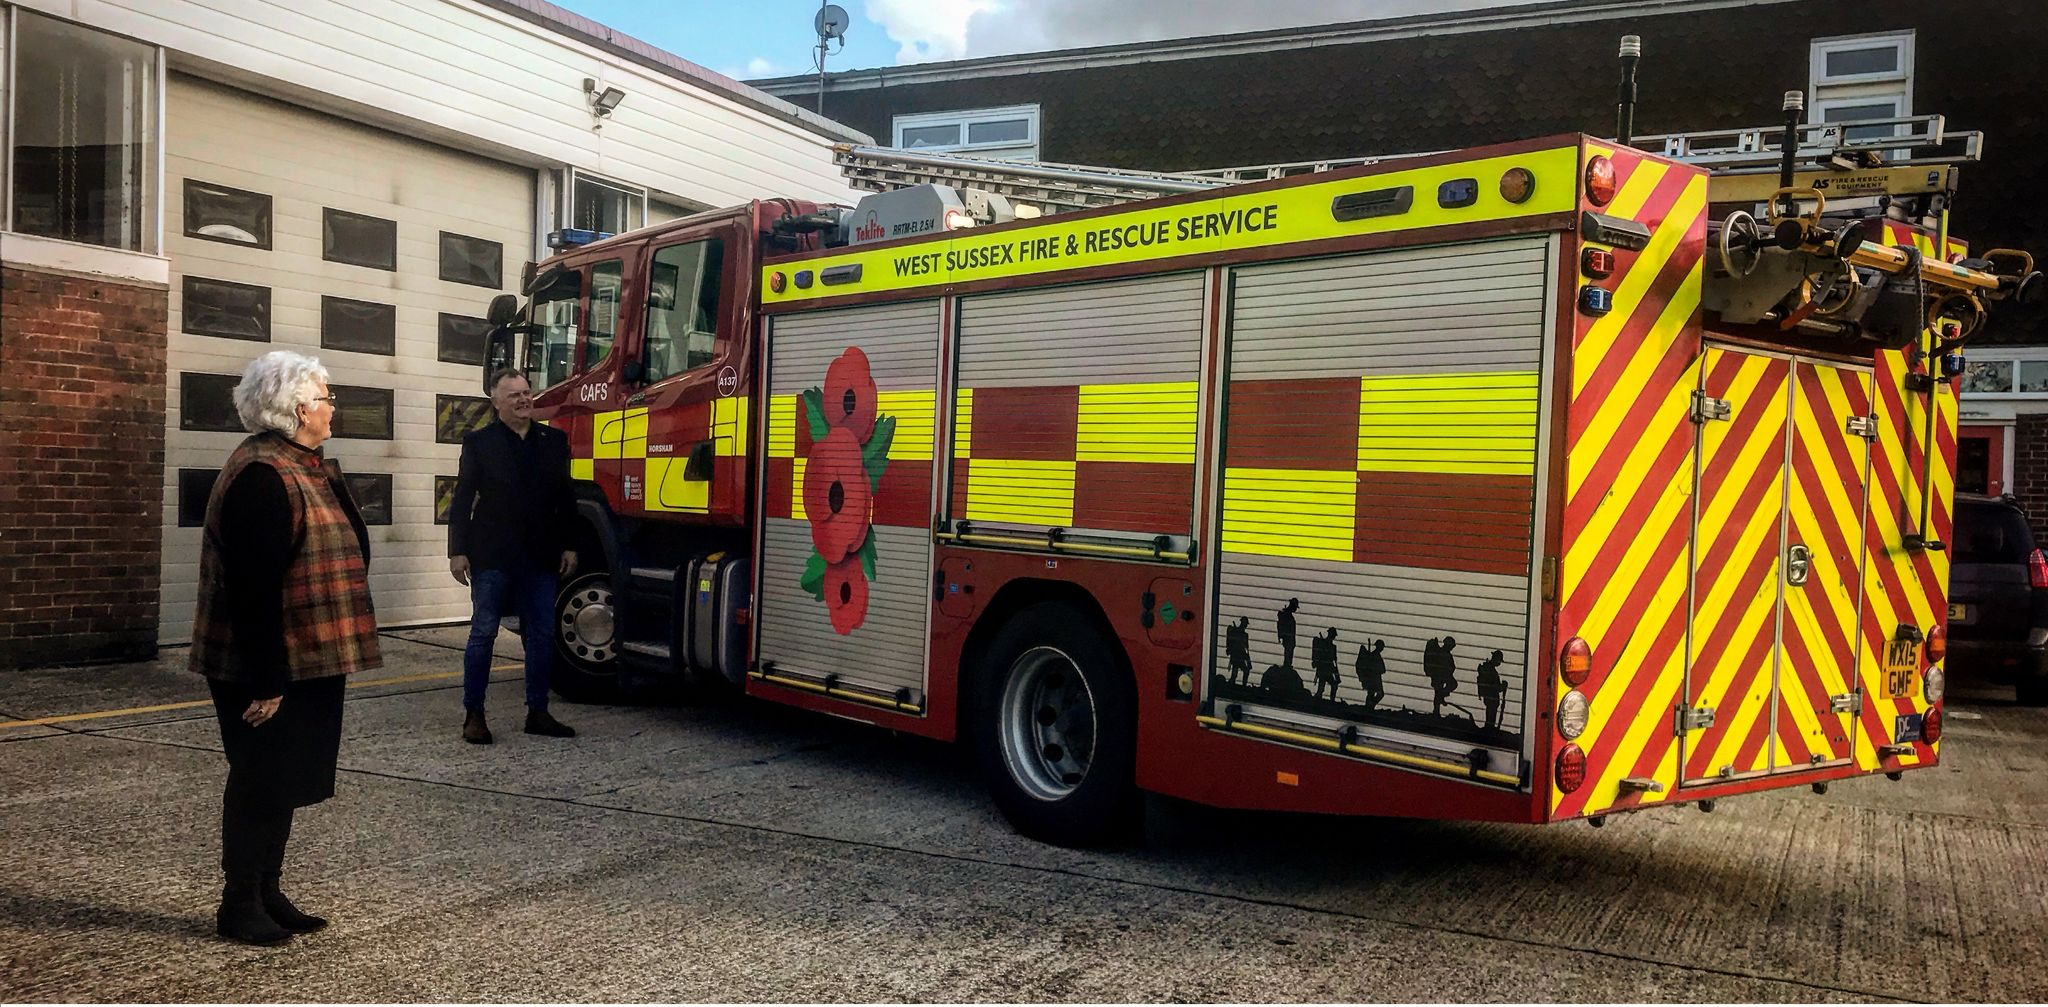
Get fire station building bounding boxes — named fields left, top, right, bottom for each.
left=0, top=0, right=863, bottom=667
left=753, top=0, right=2048, bottom=528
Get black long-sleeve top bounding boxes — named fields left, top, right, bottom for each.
left=221, top=445, right=370, bottom=699
left=446, top=419, right=575, bottom=571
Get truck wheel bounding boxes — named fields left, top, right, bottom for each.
left=550, top=567, right=622, bottom=704
left=972, top=603, right=1139, bottom=847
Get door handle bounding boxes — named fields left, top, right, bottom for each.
left=1786, top=543, right=1812, bottom=586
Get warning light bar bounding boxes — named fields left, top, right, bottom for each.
left=547, top=228, right=614, bottom=250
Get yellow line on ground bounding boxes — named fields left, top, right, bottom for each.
left=0, top=662, right=522, bottom=731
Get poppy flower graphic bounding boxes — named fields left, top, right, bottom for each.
left=822, top=556, right=870, bottom=635
left=822, top=347, right=878, bottom=440
left=802, top=426, right=871, bottom=563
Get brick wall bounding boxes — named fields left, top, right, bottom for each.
left=2015, top=414, right=2048, bottom=544
left=0, top=265, right=167, bottom=669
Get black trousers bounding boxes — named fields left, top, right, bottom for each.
left=208, top=675, right=344, bottom=882
left=221, top=782, right=294, bottom=882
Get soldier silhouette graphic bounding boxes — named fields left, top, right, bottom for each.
left=1355, top=639, right=1386, bottom=710
left=1425, top=635, right=1459, bottom=716
left=1276, top=598, right=1300, bottom=671
left=1311, top=627, right=1341, bottom=701
left=1477, top=649, right=1508, bottom=731
left=1225, top=615, right=1253, bottom=685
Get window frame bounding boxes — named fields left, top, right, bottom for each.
left=328, top=384, right=396, bottom=441
left=5, top=9, right=162, bottom=253
left=439, top=230, right=505, bottom=289
left=182, top=178, right=272, bottom=250
left=178, top=371, right=244, bottom=433
left=1809, top=31, right=1914, bottom=88
left=181, top=275, right=272, bottom=342
left=641, top=235, right=727, bottom=386
left=176, top=468, right=220, bottom=528
left=436, top=312, right=493, bottom=366
left=319, top=294, right=398, bottom=356
left=322, top=207, right=398, bottom=271
left=435, top=393, right=494, bottom=444
left=342, top=472, right=393, bottom=526
left=892, top=104, right=1041, bottom=159
left=566, top=168, right=646, bottom=235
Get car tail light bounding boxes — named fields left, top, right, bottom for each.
left=1560, top=636, right=1593, bottom=688
left=1585, top=155, right=1617, bottom=206
left=1557, top=689, right=1590, bottom=740
left=1921, top=706, right=1942, bottom=744
left=2030, top=548, right=2048, bottom=589
left=1926, top=624, right=1946, bottom=664
left=1555, top=743, right=1587, bottom=793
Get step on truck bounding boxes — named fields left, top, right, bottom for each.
left=477, top=53, right=2041, bottom=844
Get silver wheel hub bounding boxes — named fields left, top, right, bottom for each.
left=558, top=578, right=616, bottom=668
left=999, top=646, right=1097, bottom=801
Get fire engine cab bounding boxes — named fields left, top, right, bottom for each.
left=478, top=50, right=2041, bottom=844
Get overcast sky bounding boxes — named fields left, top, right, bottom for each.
left=552, top=0, right=1549, bottom=80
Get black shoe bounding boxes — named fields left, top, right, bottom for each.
left=463, top=710, right=492, bottom=745
left=260, top=874, right=327, bottom=933
left=524, top=708, right=576, bottom=738
left=217, top=882, right=291, bottom=946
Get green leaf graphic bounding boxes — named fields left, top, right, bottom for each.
left=862, top=414, right=896, bottom=486
left=858, top=526, right=878, bottom=581
left=799, top=550, right=826, bottom=601
left=800, top=387, right=828, bottom=442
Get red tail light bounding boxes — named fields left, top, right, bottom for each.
left=1585, top=156, right=1617, bottom=206
left=1560, top=636, right=1593, bottom=688
left=1555, top=743, right=1587, bottom=793
left=1921, top=707, right=1942, bottom=744
left=1926, top=624, right=1946, bottom=664
left=2030, top=548, right=2048, bottom=589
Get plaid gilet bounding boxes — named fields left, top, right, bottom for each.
left=189, top=433, right=382, bottom=683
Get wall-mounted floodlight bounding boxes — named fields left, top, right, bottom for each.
left=583, top=77, right=626, bottom=117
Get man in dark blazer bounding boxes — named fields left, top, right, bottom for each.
left=448, top=369, right=579, bottom=744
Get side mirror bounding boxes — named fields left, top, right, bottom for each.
left=622, top=360, right=646, bottom=383
left=486, top=293, right=520, bottom=327
left=483, top=329, right=515, bottom=392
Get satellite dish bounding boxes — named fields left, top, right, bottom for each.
left=815, top=3, right=849, bottom=40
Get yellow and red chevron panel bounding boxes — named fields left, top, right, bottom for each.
left=1681, top=349, right=1790, bottom=783
left=765, top=389, right=935, bottom=529
left=1551, top=140, right=1709, bottom=819
left=1778, top=361, right=1867, bottom=768
left=948, top=381, right=1198, bottom=534
left=1221, top=375, right=1537, bottom=573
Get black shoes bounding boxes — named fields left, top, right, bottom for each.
left=462, top=710, right=493, bottom=745
left=524, top=707, right=576, bottom=738
left=260, top=874, right=328, bottom=933
left=216, top=881, right=290, bottom=946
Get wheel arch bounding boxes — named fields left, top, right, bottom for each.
left=954, top=577, right=1130, bottom=744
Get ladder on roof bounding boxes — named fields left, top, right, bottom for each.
left=835, top=113, right=1984, bottom=213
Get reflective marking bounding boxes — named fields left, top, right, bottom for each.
left=0, top=663, right=522, bottom=730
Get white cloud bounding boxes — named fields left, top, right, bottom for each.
left=724, top=55, right=793, bottom=81
left=867, top=0, right=1552, bottom=64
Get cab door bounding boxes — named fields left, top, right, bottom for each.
left=623, top=225, right=748, bottom=525
left=523, top=250, right=637, bottom=515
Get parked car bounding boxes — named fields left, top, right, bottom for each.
left=1948, top=493, right=2048, bottom=706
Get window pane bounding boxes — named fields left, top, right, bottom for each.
left=645, top=239, right=724, bottom=382
left=523, top=269, right=581, bottom=392
left=178, top=469, right=220, bottom=528
left=1822, top=102, right=1901, bottom=143
left=10, top=12, right=157, bottom=252
left=2018, top=361, right=2048, bottom=393
left=434, top=475, right=459, bottom=525
left=571, top=176, right=643, bottom=233
left=343, top=473, right=393, bottom=526
left=437, top=313, right=492, bottom=366
left=179, top=372, right=243, bottom=432
left=1960, top=360, right=2014, bottom=394
left=436, top=394, right=493, bottom=444
left=183, top=180, right=271, bottom=249
left=182, top=276, right=271, bottom=341
left=320, top=296, right=396, bottom=355
left=1956, top=436, right=1991, bottom=496
left=1955, top=500, right=2034, bottom=563
left=899, top=123, right=961, bottom=148
left=439, top=232, right=504, bottom=288
left=968, top=118, right=1030, bottom=144
left=323, top=208, right=397, bottom=270
left=585, top=259, right=625, bottom=371
left=330, top=385, right=395, bottom=440
left=1824, top=45, right=1899, bottom=78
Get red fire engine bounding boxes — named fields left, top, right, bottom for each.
left=478, top=64, right=2041, bottom=844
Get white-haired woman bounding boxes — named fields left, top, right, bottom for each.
left=188, top=350, right=381, bottom=945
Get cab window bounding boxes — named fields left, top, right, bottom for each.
left=583, top=259, right=624, bottom=372
left=644, top=238, right=724, bottom=383
left=522, top=267, right=581, bottom=392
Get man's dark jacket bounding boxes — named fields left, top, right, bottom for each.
left=447, top=419, right=576, bottom=572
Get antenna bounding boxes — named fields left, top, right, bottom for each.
left=814, top=3, right=848, bottom=116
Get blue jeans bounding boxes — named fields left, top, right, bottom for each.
left=463, top=564, right=557, bottom=712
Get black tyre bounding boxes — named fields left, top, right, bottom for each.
left=549, top=566, right=622, bottom=704
left=971, top=603, right=1139, bottom=847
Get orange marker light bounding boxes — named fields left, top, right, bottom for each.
left=1585, top=156, right=1617, bottom=206
left=1276, top=771, right=1300, bottom=787
left=1499, top=167, right=1537, bottom=204
left=1561, top=636, right=1593, bottom=688
left=768, top=271, right=786, bottom=294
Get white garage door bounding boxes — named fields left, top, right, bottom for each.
left=160, top=74, right=534, bottom=644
